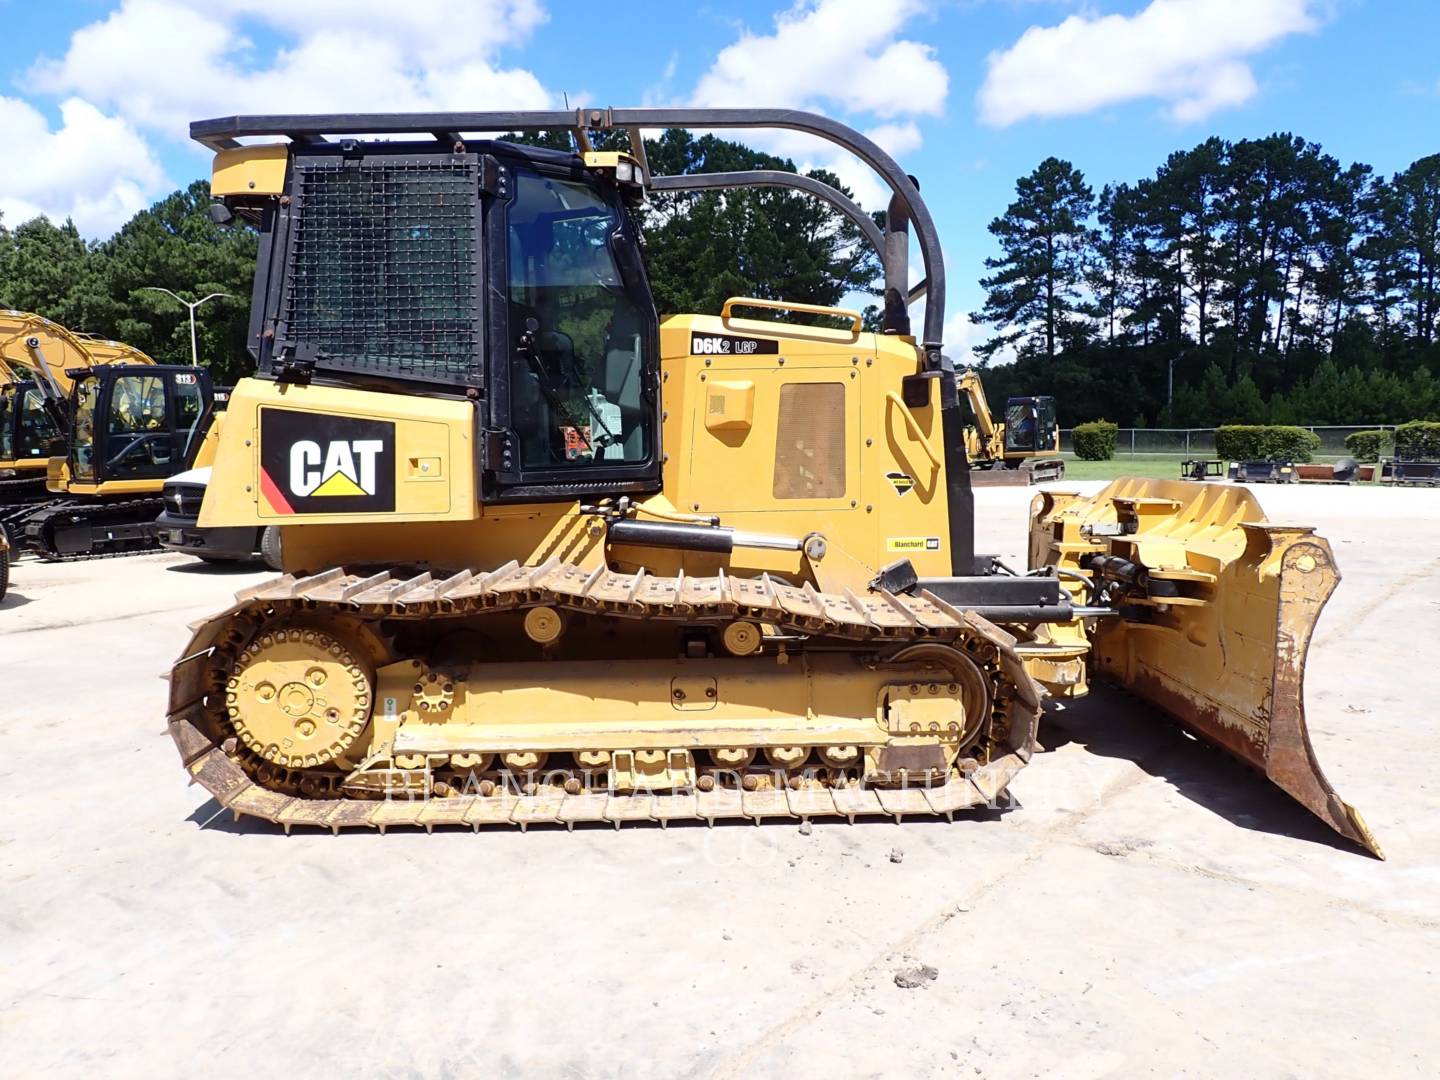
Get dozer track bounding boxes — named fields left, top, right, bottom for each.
left=22, top=496, right=163, bottom=561
left=168, top=562, right=1042, bottom=833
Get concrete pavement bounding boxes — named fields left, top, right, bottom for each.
left=2, top=482, right=1436, bottom=1078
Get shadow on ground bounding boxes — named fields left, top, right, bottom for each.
left=1038, top=686, right=1362, bottom=856
left=166, top=558, right=265, bottom=575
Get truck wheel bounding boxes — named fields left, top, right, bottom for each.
left=0, top=540, right=9, bottom=602
left=260, top=526, right=283, bottom=571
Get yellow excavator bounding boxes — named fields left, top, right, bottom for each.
left=956, top=368, right=1065, bottom=483
left=2, top=312, right=145, bottom=541
left=0, top=309, right=224, bottom=558
left=0, top=311, right=128, bottom=509
left=167, top=108, right=1375, bottom=855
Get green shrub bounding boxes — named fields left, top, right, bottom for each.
left=1215, top=425, right=1320, bottom=463
left=1395, top=420, right=1440, bottom=460
left=1343, top=429, right=1391, bottom=463
left=1072, top=420, right=1119, bottom=460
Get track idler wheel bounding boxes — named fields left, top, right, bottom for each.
left=226, top=625, right=375, bottom=768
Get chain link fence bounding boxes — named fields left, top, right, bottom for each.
left=1059, top=425, right=1396, bottom=459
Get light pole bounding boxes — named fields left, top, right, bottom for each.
left=139, top=288, right=231, bottom=367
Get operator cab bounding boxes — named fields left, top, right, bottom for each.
left=1003, top=395, right=1058, bottom=455
left=0, top=381, right=65, bottom=467
left=67, top=366, right=215, bottom=484
left=236, top=139, right=658, bottom=504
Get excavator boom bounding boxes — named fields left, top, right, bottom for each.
left=0, top=309, right=156, bottom=401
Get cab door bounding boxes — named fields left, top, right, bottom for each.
left=170, top=370, right=212, bottom=464
left=94, top=370, right=210, bottom=483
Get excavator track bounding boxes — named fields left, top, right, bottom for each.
left=1, top=482, right=55, bottom=546
left=22, top=497, right=163, bottom=561
left=169, top=562, right=1043, bottom=833
left=1020, top=458, right=1066, bottom=484
left=0, top=474, right=50, bottom=502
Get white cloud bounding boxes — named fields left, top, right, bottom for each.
left=866, top=122, right=924, bottom=159
left=977, top=0, right=1322, bottom=127
left=943, top=311, right=991, bottom=367
left=692, top=0, right=947, bottom=119
left=29, top=0, right=554, bottom=133
left=7, top=0, right=553, bottom=237
left=685, top=0, right=948, bottom=211
left=0, top=97, right=169, bottom=236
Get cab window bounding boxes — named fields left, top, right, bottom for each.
left=506, top=170, right=650, bottom=470
left=1004, top=401, right=1038, bottom=453
left=174, top=373, right=204, bottom=458
left=71, top=375, right=100, bottom=480
left=19, top=389, right=63, bottom=458
left=105, top=373, right=173, bottom=478
left=0, top=387, right=13, bottom=459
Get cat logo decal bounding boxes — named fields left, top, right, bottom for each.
left=259, top=409, right=396, bottom=514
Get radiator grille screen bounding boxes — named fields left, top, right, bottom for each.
left=283, top=156, right=480, bottom=382
left=773, top=382, right=846, bottom=499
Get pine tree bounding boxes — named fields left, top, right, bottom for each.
left=1086, top=183, right=1140, bottom=345
left=1388, top=154, right=1440, bottom=345
left=972, top=157, right=1095, bottom=362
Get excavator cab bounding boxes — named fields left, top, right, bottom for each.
left=1, top=312, right=222, bottom=559
left=67, top=366, right=215, bottom=484
left=1, top=382, right=65, bottom=468
left=1002, top=395, right=1058, bottom=456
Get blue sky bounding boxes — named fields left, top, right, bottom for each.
left=1, top=0, right=1436, bottom=352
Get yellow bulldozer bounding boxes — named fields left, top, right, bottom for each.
left=167, top=108, right=1376, bottom=855
left=0, top=309, right=225, bottom=558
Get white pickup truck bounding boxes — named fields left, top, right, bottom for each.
left=154, top=466, right=282, bottom=569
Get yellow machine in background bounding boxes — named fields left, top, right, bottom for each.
left=167, top=108, right=1375, bottom=854
left=0, top=310, right=153, bottom=496
left=0, top=309, right=224, bottom=558
left=956, top=368, right=1065, bottom=483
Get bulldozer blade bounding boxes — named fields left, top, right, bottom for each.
left=1031, top=478, right=1382, bottom=858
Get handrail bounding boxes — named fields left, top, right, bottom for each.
left=721, top=296, right=863, bottom=334
left=650, top=171, right=885, bottom=258
left=885, top=391, right=942, bottom=470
